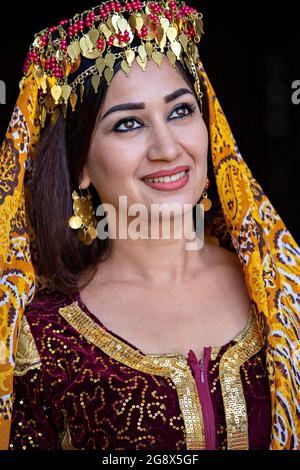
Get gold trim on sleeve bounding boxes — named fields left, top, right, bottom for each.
left=14, top=315, right=42, bottom=376
left=58, top=301, right=205, bottom=450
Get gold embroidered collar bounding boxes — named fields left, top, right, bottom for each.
left=58, top=300, right=263, bottom=450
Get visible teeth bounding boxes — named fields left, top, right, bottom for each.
left=144, top=170, right=187, bottom=184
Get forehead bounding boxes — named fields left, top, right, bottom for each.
left=103, top=56, right=191, bottom=105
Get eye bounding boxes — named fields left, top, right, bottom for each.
left=168, top=103, right=196, bottom=120
left=113, top=118, right=142, bottom=133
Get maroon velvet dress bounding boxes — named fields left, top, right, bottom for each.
left=9, top=289, right=271, bottom=450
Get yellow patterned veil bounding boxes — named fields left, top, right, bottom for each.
left=0, top=0, right=300, bottom=450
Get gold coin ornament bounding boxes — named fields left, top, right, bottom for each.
left=68, top=190, right=98, bottom=244
left=89, top=226, right=97, bottom=240
left=69, top=215, right=82, bottom=229
left=125, top=49, right=135, bottom=66
left=92, top=74, right=101, bottom=93
left=201, top=198, right=212, bottom=212
left=51, top=85, right=62, bottom=105
left=121, top=60, right=131, bottom=76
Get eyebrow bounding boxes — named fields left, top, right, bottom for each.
left=100, top=87, right=194, bottom=121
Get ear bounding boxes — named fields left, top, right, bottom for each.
left=79, top=165, right=91, bottom=190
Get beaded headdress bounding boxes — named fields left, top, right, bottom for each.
left=21, top=0, right=204, bottom=126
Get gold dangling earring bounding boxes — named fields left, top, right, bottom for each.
left=68, top=187, right=97, bottom=246
left=200, top=177, right=212, bottom=211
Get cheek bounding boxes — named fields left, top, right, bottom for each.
left=182, top=120, right=208, bottom=159
left=88, top=134, right=138, bottom=185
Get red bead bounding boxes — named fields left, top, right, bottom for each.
left=97, top=39, right=104, bottom=50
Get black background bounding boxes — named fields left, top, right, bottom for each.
left=0, top=1, right=299, bottom=243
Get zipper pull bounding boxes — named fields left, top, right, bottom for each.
left=199, top=359, right=205, bottom=383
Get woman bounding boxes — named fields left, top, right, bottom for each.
left=0, top=0, right=299, bottom=451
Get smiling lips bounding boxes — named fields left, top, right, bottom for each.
left=142, top=165, right=190, bottom=180
left=142, top=168, right=190, bottom=191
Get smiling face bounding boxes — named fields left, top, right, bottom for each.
left=80, top=56, right=209, bottom=219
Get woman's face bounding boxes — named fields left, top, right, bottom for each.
left=81, top=56, right=208, bottom=216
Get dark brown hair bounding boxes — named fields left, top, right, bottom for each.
left=30, top=59, right=217, bottom=295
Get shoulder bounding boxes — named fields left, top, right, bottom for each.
left=23, top=287, right=79, bottom=336
left=24, top=288, right=74, bottom=318
left=15, top=289, right=77, bottom=376
left=22, top=288, right=79, bottom=333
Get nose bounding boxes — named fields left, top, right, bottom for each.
left=146, top=119, right=183, bottom=163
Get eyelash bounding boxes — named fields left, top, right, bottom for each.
left=113, top=103, right=196, bottom=133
